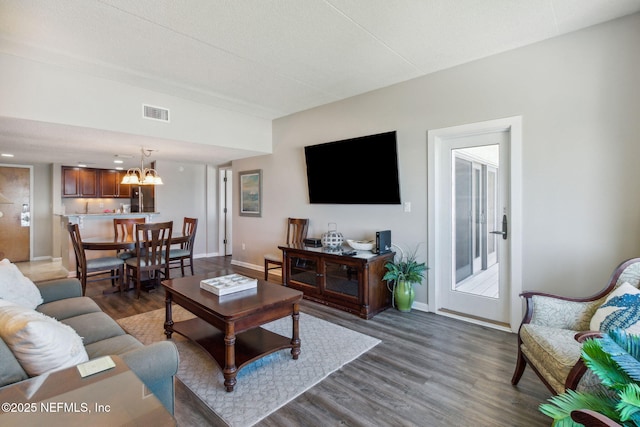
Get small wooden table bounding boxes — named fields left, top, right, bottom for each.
left=162, top=275, right=303, bottom=392
left=0, top=356, right=175, bottom=426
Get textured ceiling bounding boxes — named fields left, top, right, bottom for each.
left=1, top=0, right=639, bottom=168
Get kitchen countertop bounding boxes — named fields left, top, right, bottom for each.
left=60, top=212, right=159, bottom=218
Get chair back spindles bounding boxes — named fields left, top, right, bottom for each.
left=264, top=218, right=309, bottom=281
left=286, top=218, right=309, bottom=245
left=114, top=217, right=145, bottom=240
left=67, top=223, right=125, bottom=296
left=126, top=221, right=173, bottom=298
left=169, top=217, right=198, bottom=276
left=134, top=222, right=172, bottom=268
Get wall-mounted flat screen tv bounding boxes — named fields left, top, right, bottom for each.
left=304, top=131, right=401, bottom=204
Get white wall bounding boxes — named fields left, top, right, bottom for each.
left=149, top=160, right=214, bottom=257
left=0, top=53, right=272, bottom=153
left=32, top=163, right=52, bottom=259
left=232, top=13, right=640, bottom=304
left=0, top=50, right=272, bottom=260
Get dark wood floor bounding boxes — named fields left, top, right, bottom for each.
left=87, top=256, right=551, bottom=427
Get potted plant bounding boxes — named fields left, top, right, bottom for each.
left=383, top=246, right=427, bottom=312
left=539, top=329, right=640, bottom=426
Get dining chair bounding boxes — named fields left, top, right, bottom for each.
left=125, top=221, right=173, bottom=298
left=264, top=218, right=309, bottom=280
left=67, top=223, right=125, bottom=296
left=169, top=217, right=198, bottom=276
left=113, top=217, right=146, bottom=260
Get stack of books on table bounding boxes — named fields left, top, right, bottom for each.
left=200, top=274, right=258, bottom=296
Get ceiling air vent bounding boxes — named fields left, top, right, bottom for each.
left=143, top=104, right=170, bottom=122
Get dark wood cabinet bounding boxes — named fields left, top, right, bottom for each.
left=99, top=169, right=118, bottom=197
left=62, top=167, right=98, bottom=197
left=62, top=166, right=130, bottom=198
left=279, top=245, right=394, bottom=319
left=99, top=169, right=131, bottom=198
left=117, top=171, right=132, bottom=198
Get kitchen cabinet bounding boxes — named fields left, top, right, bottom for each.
left=62, top=167, right=98, bottom=198
left=99, top=170, right=131, bottom=198
left=62, top=167, right=130, bottom=198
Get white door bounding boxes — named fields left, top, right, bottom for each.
left=428, top=117, right=522, bottom=331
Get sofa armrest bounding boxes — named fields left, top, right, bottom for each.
left=120, top=341, right=179, bottom=415
left=36, top=278, right=82, bottom=304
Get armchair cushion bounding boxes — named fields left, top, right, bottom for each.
left=0, top=258, right=43, bottom=309
left=520, top=324, right=582, bottom=394
left=530, top=294, right=602, bottom=331
left=0, top=300, right=89, bottom=376
left=590, top=282, right=640, bottom=333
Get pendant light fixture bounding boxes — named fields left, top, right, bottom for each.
left=120, top=147, right=163, bottom=185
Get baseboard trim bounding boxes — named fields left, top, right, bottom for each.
left=194, top=252, right=219, bottom=259
left=230, top=259, right=263, bottom=271
left=436, top=308, right=513, bottom=333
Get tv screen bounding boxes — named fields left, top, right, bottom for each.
left=304, top=131, right=401, bottom=204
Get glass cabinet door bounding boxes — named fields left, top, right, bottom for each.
left=289, top=254, right=319, bottom=290
left=323, top=261, right=360, bottom=300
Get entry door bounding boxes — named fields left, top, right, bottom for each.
left=428, top=117, right=523, bottom=330
left=0, top=166, right=31, bottom=261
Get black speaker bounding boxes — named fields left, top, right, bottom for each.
left=375, top=230, right=391, bottom=254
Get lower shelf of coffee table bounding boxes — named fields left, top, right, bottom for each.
left=170, top=317, right=294, bottom=370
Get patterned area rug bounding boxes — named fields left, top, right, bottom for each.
left=117, top=306, right=380, bottom=426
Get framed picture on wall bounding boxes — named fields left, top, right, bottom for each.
left=239, top=169, right=262, bottom=217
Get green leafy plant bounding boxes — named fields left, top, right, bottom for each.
left=383, top=245, right=427, bottom=285
left=539, top=329, right=640, bottom=426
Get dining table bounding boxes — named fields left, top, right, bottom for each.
left=82, top=233, right=187, bottom=250
left=81, top=233, right=187, bottom=294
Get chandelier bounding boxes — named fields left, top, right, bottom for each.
left=120, top=147, right=164, bottom=185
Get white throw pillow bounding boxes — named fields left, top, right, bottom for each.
left=0, top=300, right=88, bottom=376
left=0, top=258, right=43, bottom=309
left=590, top=282, right=640, bottom=334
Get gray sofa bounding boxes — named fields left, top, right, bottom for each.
left=0, top=277, right=179, bottom=415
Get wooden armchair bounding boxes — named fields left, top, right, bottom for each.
left=511, top=258, right=640, bottom=394
left=571, top=409, right=621, bottom=427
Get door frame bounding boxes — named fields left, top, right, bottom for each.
left=427, top=116, right=523, bottom=332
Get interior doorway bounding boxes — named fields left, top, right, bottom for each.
left=427, top=117, right=522, bottom=332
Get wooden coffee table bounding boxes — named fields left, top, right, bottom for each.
left=162, top=274, right=303, bottom=392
